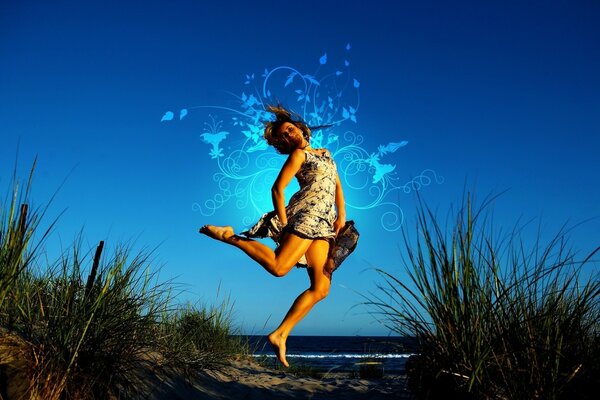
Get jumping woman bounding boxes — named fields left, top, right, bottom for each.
left=200, top=105, right=358, bottom=367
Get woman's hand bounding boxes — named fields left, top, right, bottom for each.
left=279, top=218, right=288, bottom=230
left=333, top=216, right=346, bottom=237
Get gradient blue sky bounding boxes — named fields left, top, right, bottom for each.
left=1, top=0, right=598, bottom=336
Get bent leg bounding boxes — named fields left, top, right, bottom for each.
left=268, top=239, right=331, bottom=367
left=200, top=225, right=312, bottom=277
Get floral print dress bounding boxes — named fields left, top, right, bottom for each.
left=242, top=150, right=338, bottom=267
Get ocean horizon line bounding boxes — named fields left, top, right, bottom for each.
left=253, top=353, right=416, bottom=359
left=236, top=334, right=416, bottom=338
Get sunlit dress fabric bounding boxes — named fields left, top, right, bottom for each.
left=242, top=150, right=337, bottom=267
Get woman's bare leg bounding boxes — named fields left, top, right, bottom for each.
left=199, top=225, right=312, bottom=277
left=268, top=239, right=331, bottom=367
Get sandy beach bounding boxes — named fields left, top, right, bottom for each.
left=150, top=358, right=416, bottom=399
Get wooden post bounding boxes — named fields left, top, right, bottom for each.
left=85, top=241, right=105, bottom=296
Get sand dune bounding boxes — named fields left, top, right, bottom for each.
left=151, top=358, right=416, bottom=399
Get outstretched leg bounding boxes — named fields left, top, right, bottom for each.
left=268, top=239, right=331, bottom=367
left=200, top=225, right=312, bottom=277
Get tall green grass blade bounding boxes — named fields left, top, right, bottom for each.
left=366, top=194, right=599, bottom=398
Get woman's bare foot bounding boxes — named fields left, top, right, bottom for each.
left=268, top=332, right=289, bottom=368
left=199, top=225, right=235, bottom=242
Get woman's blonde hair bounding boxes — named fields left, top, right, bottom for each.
left=263, top=105, right=311, bottom=154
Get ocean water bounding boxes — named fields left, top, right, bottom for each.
left=244, top=335, right=417, bottom=373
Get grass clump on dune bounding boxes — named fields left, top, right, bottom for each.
left=160, top=296, right=250, bottom=375
left=368, top=194, right=599, bottom=399
left=1, top=241, right=172, bottom=398
left=0, top=168, right=247, bottom=399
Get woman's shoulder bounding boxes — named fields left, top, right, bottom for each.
left=287, top=148, right=307, bottom=163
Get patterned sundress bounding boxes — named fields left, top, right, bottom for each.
left=242, top=149, right=357, bottom=269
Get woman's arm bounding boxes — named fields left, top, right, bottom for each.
left=333, top=172, right=346, bottom=235
left=271, top=149, right=305, bottom=226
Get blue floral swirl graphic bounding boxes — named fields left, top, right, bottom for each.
left=165, top=45, right=442, bottom=231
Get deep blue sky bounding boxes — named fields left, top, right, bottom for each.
left=1, top=0, right=599, bottom=336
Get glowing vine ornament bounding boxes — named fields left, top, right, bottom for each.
left=161, top=44, right=443, bottom=231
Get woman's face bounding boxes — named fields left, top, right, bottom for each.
left=277, top=122, right=305, bottom=148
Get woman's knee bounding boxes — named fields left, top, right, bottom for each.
left=272, top=259, right=295, bottom=277
left=313, top=283, right=330, bottom=301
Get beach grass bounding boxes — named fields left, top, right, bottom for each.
left=367, top=194, right=599, bottom=399
left=159, top=296, right=250, bottom=375
left=0, top=161, right=54, bottom=310
left=0, top=168, right=248, bottom=399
